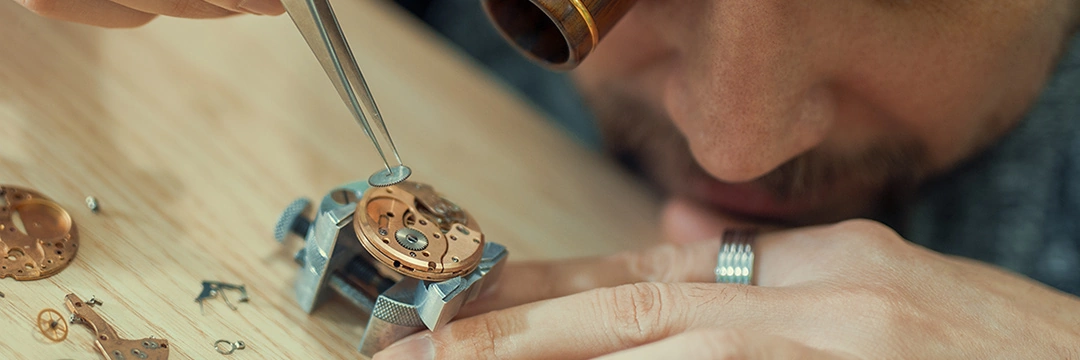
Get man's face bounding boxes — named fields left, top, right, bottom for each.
left=574, top=0, right=1077, bottom=224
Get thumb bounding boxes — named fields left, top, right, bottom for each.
left=661, top=197, right=770, bottom=244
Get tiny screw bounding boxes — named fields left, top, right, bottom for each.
left=85, top=196, right=99, bottom=213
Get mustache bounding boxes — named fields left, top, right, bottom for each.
left=758, top=137, right=926, bottom=202
left=585, top=88, right=927, bottom=208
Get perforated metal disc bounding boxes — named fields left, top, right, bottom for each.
left=0, top=186, right=79, bottom=281
left=368, top=165, right=412, bottom=187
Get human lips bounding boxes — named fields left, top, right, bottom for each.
left=684, top=170, right=823, bottom=222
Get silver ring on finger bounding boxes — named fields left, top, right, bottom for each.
left=715, top=229, right=756, bottom=285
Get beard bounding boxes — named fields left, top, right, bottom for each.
left=582, top=86, right=929, bottom=225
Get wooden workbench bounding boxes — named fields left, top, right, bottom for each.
left=0, top=1, right=660, bottom=358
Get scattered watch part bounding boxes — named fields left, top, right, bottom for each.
left=85, top=196, right=100, bottom=213
left=0, top=185, right=80, bottom=280
left=64, top=293, right=170, bottom=360
left=37, top=308, right=69, bottom=342
left=354, top=181, right=485, bottom=281
left=195, top=281, right=250, bottom=314
left=213, top=339, right=246, bottom=355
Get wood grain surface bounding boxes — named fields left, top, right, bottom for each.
left=0, top=1, right=660, bottom=358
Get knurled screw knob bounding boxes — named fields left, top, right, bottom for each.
left=275, top=197, right=313, bottom=243
left=293, top=248, right=307, bottom=266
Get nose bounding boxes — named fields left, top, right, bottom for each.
left=646, top=1, right=839, bottom=182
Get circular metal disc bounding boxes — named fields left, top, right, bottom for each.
left=0, top=185, right=79, bottom=281
left=367, top=165, right=412, bottom=187
left=354, top=181, right=485, bottom=281
left=395, top=228, right=428, bottom=251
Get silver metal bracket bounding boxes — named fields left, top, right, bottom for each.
left=276, top=181, right=507, bottom=357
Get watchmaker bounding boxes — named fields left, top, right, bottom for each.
left=15, top=0, right=1080, bottom=358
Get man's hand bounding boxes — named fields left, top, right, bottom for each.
left=13, top=0, right=283, bottom=28
left=373, top=218, right=1080, bottom=359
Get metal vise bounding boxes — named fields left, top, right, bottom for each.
left=274, top=181, right=507, bottom=357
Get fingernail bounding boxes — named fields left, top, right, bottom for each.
left=372, top=334, right=434, bottom=360
left=238, top=0, right=279, bottom=15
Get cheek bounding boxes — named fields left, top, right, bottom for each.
left=838, top=1, right=1067, bottom=172
left=574, top=8, right=673, bottom=101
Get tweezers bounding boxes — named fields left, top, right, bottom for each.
left=281, top=0, right=412, bottom=186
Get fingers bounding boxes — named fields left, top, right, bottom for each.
left=108, top=0, right=236, bottom=18
left=16, top=0, right=285, bottom=28
left=460, top=217, right=866, bottom=318
left=661, top=197, right=764, bottom=244
left=456, top=239, right=722, bottom=318
left=372, top=220, right=906, bottom=360
left=661, top=197, right=783, bottom=244
left=458, top=217, right=818, bottom=318
left=206, top=0, right=284, bottom=15
left=17, top=0, right=157, bottom=28
left=377, top=282, right=774, bottom=360
left=596, top=330, right=845, bottom=360
left=458, top=217, right=901, bottom=328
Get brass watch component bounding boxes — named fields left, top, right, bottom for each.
left=354, top=181, right=485, bottom=281
left=0, top=185, right=79, bottom=280
left=37, top=308, right=69, bottom=342
left=65, top=293, right=170, bottom=360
